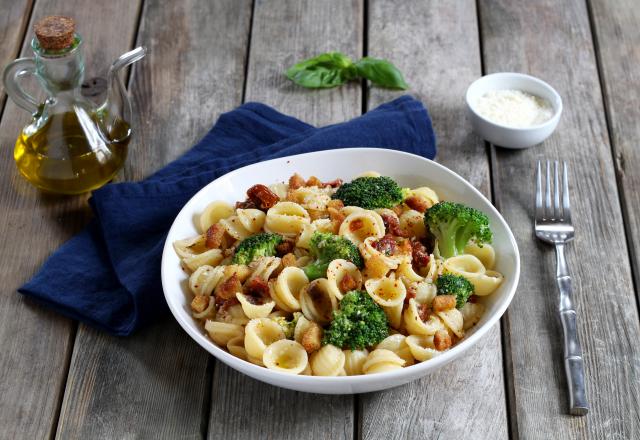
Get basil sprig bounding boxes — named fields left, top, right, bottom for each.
left=286, top=52, right=408, bottom=90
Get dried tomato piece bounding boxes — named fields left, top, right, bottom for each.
left=246, top=184, right=280, bottom=210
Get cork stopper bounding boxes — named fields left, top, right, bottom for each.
left=34, top=16, right=75, bottom=51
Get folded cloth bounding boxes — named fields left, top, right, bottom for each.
left=19, top=95, right=436, bottom=335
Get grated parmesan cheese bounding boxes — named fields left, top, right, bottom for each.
left=475, top=89, right=554, bottom=128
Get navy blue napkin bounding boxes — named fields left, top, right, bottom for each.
left=19, top=95, right=436, bottom=335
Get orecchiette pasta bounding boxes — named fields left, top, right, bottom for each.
left=362, top=349, right=405, bottom=374
left=310, top=344, right=345, bottom=376
left=244, top=318, right=285, bottom=360
left=175, top=172, right=504, bottom=376
left=265, top=201, right=310, bottom=235
left=263, top=339, right=309, bottom=374
left=199, top=201, right=235, bottom=233
left=339, top=209, right=385, bottom=246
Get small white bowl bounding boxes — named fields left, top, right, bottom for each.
left=161, top=148, right=521, bottom=394
left=465, top=72, right=562, bottom=149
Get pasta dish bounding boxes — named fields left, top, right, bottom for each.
left=173, top=172, right=503, bottom=376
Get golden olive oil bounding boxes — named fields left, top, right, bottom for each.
left=14, top=111, right=129, bottom=194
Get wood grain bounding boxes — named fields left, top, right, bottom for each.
left=207, top=1, right=362, bottom=438
left=0, top=0, right=33, bottom=112
left=479, top=0, right=640, bottom=437
left=54, top=0, right=253, bottom=438
left=588, top=0, right=640, bottom=308
left=360, top=1, right=508, bottom=439
left=0, top=1, right=141, bottom=439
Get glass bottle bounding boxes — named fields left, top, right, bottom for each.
left=3, top=16, right=146, bottom=194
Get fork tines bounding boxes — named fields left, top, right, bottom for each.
left=535, top=160, right=571, bottom=223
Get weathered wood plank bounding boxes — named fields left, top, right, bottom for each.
left=479, top=0, right=640, bottom=438
left=207, top=1, right=362, bottom=438
left=54, top=0, right=253, bottom=438
left=0, top=1, right=141, bottom=439
left=0, top=0, right=33, bottom=110
left=360, top=1, right=508, bottom=439
left=589, top=0, right=640, bottom=308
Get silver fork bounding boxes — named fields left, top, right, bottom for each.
left=535, top=160, right=588, bottom=416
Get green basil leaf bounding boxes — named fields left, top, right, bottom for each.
left=354, top=57, right=409, bottom=90
left=286, top=52, right=356, bottom=88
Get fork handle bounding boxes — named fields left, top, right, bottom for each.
left=555, top=243, right=589, bottom=416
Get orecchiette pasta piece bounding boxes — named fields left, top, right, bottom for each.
left=273, top=266, right=309, bottom=312
left=360, top=236, right=410, bottom=270
left=376, top=334, right=415, bottom=366
left=223, top=264, right=252, bottom=283
left=199, top=201, right=235, bottom=233
left=204, top=320, right=244, bottom=346
left=262, top=339, right=309, bottom=374
left=183, top=248, right=224, bottom=272
left=339, top=209, right=385, bottom=246
left=236, top=292, right=276, bottom=319
left=219, top=215, right=252, bottom=240
left=227, top=335, right=248, bottom=361
left=293, top=315, right=313, bottom=343
left=362, top=349, right=405, bottom=374
left=397, top=261, right=424, bottom=285
left=413, top=281, right=437, bottom=305
left=343, top=349, right=369, bottom=376
left=215, top=303, right=250, bottom=326
left=296, top=222, right=316, bottom=249
left=407, top=186, right=439, bottom=208
left=326, top=259, right=363, bottom=300
left=247, top=355, right=265, bottom=367
left=443, top=254, right=503, bottom=296
left=189, top=265, right=225, bottom=296
left=269, top=182, right=289, bottom=199
left=173, top=235, right=207, bottom=259
left=405, top=335, right=440, bottom=361
left=437, top=308, right=465, bottom=338
left=300, top=278, right=338, bottom=325
left=236, top=208, right=267, bottom=233
left=191, top=295, right=216, bottom=320
left=460, top=302, right=485, bottom=330
left=244, top=318, right=286, bottom=360
left=309, top=344, right=346, bottom=376
left=247, top=256, right=282, bottom=283
left=464, top=242, right=496, bottom=270
left=404, top=298, right=447, bottom=336
left=264, top=201, right=311, bottom=236
left=364, top=276, right=406, bottom=308
left=365, top=276, right=407, bottom=328
left=399, top=209, right=427, bottom=238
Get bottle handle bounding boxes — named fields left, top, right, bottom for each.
left=3, top=58, right=39, bottom=114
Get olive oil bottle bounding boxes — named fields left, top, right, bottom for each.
left=3, top=16, right=145, bottom=194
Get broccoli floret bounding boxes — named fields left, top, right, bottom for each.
left=302, top=232, right=363, bottom=280
left=232, top=232, right=282, bottom=265
left=271, top=312, right=301, bottom=339
left=436, top=273, right=475, bottom=308
left=332, top=176, right=404, bottom=209
left=423, top=201, right=493, bottom=259
left=323, top=290, right=389, bottom=350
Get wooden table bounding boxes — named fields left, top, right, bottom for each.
left=1, top=0, right=639, bottom=438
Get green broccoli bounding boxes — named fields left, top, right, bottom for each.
left=302, top=232, right=363, bottom=280
left=436, top=273, right=475, bottom=308
left=423, top=201, right=493, bottom=259
left=332, top=176, right=405, bottom=209
left=232, top=232, right=282, bottom=265
left=323, top=290, right=389, bottom=350
left=271, top=312, right=301, bottom=339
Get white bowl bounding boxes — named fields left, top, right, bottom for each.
left=161, top=148, right=520, bottom=394
left=465, top=72, right=562, bottom=149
